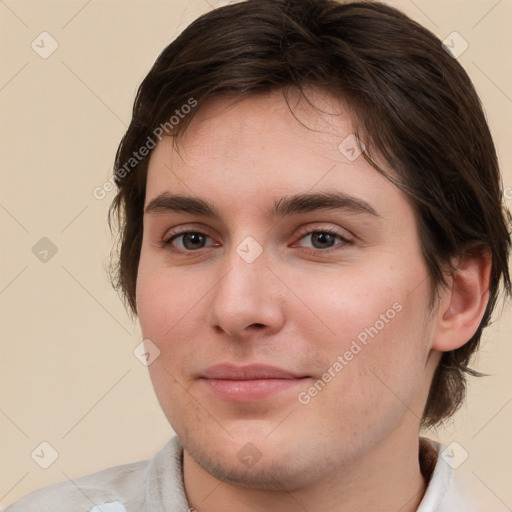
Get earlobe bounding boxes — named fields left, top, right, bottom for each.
left=432, top=247, right=492, bottom=352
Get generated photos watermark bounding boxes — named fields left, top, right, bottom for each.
left=93, top=97, right=198, bottom=200
left=298, top=301, right=403, bottom=405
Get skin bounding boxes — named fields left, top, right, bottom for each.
left=136, top=89, right=491, bottom=512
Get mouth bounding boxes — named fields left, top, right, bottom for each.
left=199, top=363, right=311, bottom=402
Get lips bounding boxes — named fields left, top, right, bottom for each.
left=200, top=364, right=310, bottom=402
left=201, top=363, right=305, bottom=380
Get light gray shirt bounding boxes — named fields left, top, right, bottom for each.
left=4, top=436, right=479, bottom=511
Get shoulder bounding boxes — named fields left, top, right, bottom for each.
left=4, top=458, right=149, bottom=512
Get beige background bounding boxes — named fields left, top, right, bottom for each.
left=1, top=0, right=511, bottom=508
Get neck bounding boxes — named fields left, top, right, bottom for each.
left=183, top=427, right=428, bottom=512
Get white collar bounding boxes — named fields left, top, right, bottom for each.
left=417, top=437, right=478, bottom=512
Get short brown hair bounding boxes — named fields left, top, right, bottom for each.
left=108, top=0, right=511, bottom=428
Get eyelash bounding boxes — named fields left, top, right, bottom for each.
left=160, top=226, right=353, bottom=257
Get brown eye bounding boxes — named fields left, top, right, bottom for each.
left=164, top=231, right=215, bottom=252
left=308, top=232, right=339, bottom=249
left=296, top=228, right=352, bottom=252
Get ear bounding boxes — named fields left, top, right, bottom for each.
left=432, top=246, right=492, bottom=352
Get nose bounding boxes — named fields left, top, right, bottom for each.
left=207, top=244, right=286, bottom=341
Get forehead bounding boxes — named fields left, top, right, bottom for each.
left=144, top=90, right=404, bottom=221
left=170, top=89, right=354, bottom=162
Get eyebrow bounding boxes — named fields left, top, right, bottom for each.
left=144, top=191, right=380, bottom=219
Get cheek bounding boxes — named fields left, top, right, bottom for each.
left=136, top=260, right=216, bottom=413
left=316, top=283, right=432, bottom=421
left=295, top=264, right=432, bottom=407
left=288, top=266, right=404, bottom=353
left=136, top=261, right=200, bottom=422
left=136, top=260, right=200, bottom=340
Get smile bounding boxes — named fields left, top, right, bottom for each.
left=200, top=364, right=311, bottom=402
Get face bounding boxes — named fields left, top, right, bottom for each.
left=136, top=89, right=439, bottom=491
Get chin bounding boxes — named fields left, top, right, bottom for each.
left=191, top=447, right=315, bottom=491
left=181, top=429, right=327, bottom=492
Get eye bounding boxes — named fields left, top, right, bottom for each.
left=159, top=226, right=353, bottom=256
left=162, top=229, right=217, bottom=252
left=294, top=227, right=353, bottom=252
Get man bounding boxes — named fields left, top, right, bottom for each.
left=7, top=0, right=510, bottom=510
